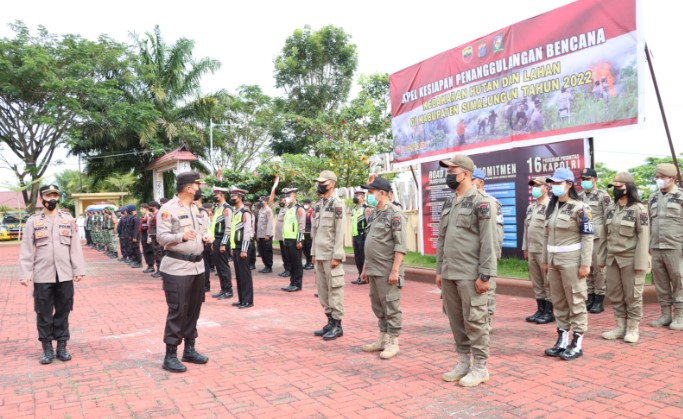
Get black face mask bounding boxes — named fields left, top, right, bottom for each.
left=213, top=196, right=220, bottom=203
left=316, top=184, right=329, bottom=195
left=278, top=202, right=285, bottom=208
left=613, top=188, right=627, bottom=200
left=445, top=174, right=461, bottom=191
left=43, top=199, right=58, bottom=211
left=193, top=188, right=202, bottom=201
left=229, top=198, right=238, bottom=206
left=352, top=197, right=359, bottom=204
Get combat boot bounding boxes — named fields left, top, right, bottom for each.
left=459, top=358, right=489, bottom=387
left=624, top=319, right=640, bottom=343
left=379, top=335, right=399, bottom=360
left=545, top=328, right=569, bottom=357
left=314, top=313, right=334, bottom=337
left=322, top=319, right=343, bottom=340
left=559, top=332, right=583, bottom=360
left=650, top=306, right=672, bottom=327
left=39, top=341, right=54, bottom=365
left=586, top=293, right=596, bottom=310
left=181, top=339, right=208, bottom=364
left=535, top=301, right=556, bottom=324
left=668, top=308, right=683, bottom=331
left=526, top=299, right=545, bottom=322
left=589, top=295, right=605, bottom=313
left=362, top=332, right=388, bottom=352
left=162, top=345, right=187, bottom=373
left=442, top=352, right=471, bottom=382
left=55, top=340, right=72, bottom=361
left=601, top=317, right=626, bottom=340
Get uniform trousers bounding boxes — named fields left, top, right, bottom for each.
left=130, top=237, right=142, bottom=263
left=368, top=275, right=402, bottom=336
left=529, top=251, right=551, bottom=300
left=248, top=240, right=257, bottom=267
left=257, top=237, right=273, bottom=268
left=161, top=272, right=205, bottom=345
left=606, top=260, right=645, bottom=320
left=279, top=240, right=290, bottom=272
left=284, top=239, right=303, bottom=288
left=33, top=279, right=74, bottom=342
left=587, top=236, right=606, bottom=295
left=212, top=237, right=233, bottom=293
left=651, top=249, right=683, bottom=309
left=141, top=231, right=155, bottom=267
left=151, top=236, right=163, bottom=270
left=120, top=235, right=129, bottom=258
left=233, top=247, right=254, bottom=305
left=548, top=262, right=588, bottom=334
left=303, top=233, right=312, bottom=265
left=203, top=243, right=213, bottom=289
left=315, top=259, right=345, bottom=320
left=442, top=278, right=489, bottom=360
left=352, top=234, right=366, bottom=276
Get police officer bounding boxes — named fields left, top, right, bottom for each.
left=156, top=171, right=212, bottom=373
left=649, top=163, right=683, bottom=330
left=18, top=184, right=86, bottom=364
left=140, top=203, right=156, bottom=273
left=244, top=201, right=258, bottom=270
left=256, top=196, right=274, bottom=273
left=350, top=190, right=369, bottom=285
left=148, top=201, right=163, bottom=278
left=127, top=205, right=142, bottom=269
left=578, top=167, right=610, bottom=313
left=280, top=188, right=306, bottom=292
left=210, top=187, right=233, bottom=299
left=275, top=194, right=290, bottom=277
left=228, top=188, right=255, bottom=308
left=302, top=199, right=315, bottom=270
left=359, top=177, right=406, bottom=360
left=117, top=206, right=128, bottom=262
left=543, top=168, right=594, bottom=361
left=311, top=170, right=346, bottom=340
left=599, top=172, right=650, bottom=343
left=522, top=176, right=555, bottom=324
left=436, top=155, right=498, bottom=387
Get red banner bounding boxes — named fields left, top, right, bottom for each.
left=391, top=0, right=638, bottom=164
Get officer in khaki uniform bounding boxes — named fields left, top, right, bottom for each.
left=156, top=171, right=212, bottom=373
left=578, top=167, right=611, bottom=313
left=18, top=184, right=86, bottom=364
left=522, top=176, right=554, bottom=324
left=359, top=177, right=406, bottom=360
left=542, top=168, right=594, bottom=361
left=436, top=155, right=498, bottom=388
left=311, top=170, right=346, bottom=341
left=648, top=163, right=683, bottom=330
left=599, top=172, right=650, bottom=343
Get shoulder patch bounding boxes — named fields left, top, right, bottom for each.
left=640, top=212, right=649, bottom=226
left=335, top=207, right=343, bottom=219
left=579, top=206, right=594, bottom=234
left=160, top=211, right=171, bottom=221
left=478, top=202, right=491, bottom=219
left=603, top=194, right=611, bottom=203
left=391, top=216, right=402, bottom=231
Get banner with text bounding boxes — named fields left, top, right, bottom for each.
left=391, top=0, right=638, bottom=164
left=420, top=139, right=589, bottom=256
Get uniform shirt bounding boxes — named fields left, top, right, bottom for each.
left=149, top=211, right=158, bottom=236
left=542, top=198, right=594, bottom=267
left=127, top=214, right=141, bottom=241
left=522, top=199, right=549, bottom=254
left=256, top=206, right=273, bottom=239
left=648, top=184, right=683, bottom=250
left=229, top=206, right=253, bottom=252
left=18, top=211, right=86, bottom=283
left=157, top=196, right=208, bottom=276
left=274, top=205, right=286, bottom=241
left=578, top=187, right=610, bottom=239
left=364, top=203, right=407, bottom=278
left=603, top=202, right=650, bottom=270
left=311, top=195, right=346, bottom=261
left=436, top=185, right=498, bottom=280
left=283, top=204, right=306, bottom=242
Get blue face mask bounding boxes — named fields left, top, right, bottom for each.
left=581, top=180, right=594, bottom=191
left=531, top=186, right=543, bottom=199
left=551, top=184, right=567, bottom=197
left=367, top=194, right=378, bottom=207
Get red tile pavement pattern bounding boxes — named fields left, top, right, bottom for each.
left=1, top=241, right=682, bottom=418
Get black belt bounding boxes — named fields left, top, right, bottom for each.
left=164, top=250, right=203, bottom=263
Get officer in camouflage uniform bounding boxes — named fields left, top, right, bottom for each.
left=108, top=207, right=119, bottom=259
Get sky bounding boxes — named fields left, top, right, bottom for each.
left=1, top=0, right=680, bottom=191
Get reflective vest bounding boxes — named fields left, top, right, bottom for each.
left=213, top=203, right=228, bottom=235
left=283, top=204, right=300, bottom=240
left=351, top=205, right=367, bottom=237
left=230, top=207, right=247, bottom=249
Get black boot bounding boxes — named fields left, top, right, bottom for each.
left=162, top=344, right=187, bottom=372
left=535, top=301, right=556, bottom=324
left=322, top=319, right=343, bottom=341
left=586, top=293, right=596, bottom=310
left=55, top=340, right=72, bottom=361
left=314, top=313, right=334, bottom=337
left=589, top=295, right=605, bottom=313
left=544, top=328, right=569, bottom=357
left=181, top=339, right=209, bottom=364
left=526, top=299, right=545, bottom=323
left=39, top=341, right=54, bottom=365
left=560, top=332, right=584, bottom=360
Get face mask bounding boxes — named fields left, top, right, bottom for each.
left=285, top=197, right=292, bottom=205
left=279, top=202, right=285, bottom=208
left=352, top=197, right=359, bottom=204
left=229, top=198, right=238, bottom=206
left=43, top=199, right=58, bottom=211
left=304, top=205, right=310, bottom=210
left=367, top=194, right=378, bottom=207
left=316, top=183, right=329, bottom=195
left=613, top=188, right=626, bottom=200
left=193, top=188, right=202, bottom=201
left=656, top=178, right=669, bottom=190
left=551, top=184, right=567, bottom=197
left=256, top=202, right=263, bottom=209
left=445, top=173, right=461, bottom=190
left=213, top=196, right=220, bottom=203
left=581, top=180, right=594, bottom=191
left=531, top=186, right=543, bottom=199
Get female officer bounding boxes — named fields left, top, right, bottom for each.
left=542, top=168, right=594, bottom=360
left=600, top=172, right=649, bottom=343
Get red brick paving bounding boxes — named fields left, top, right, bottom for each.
left=1, top=241, right=682, bottom=418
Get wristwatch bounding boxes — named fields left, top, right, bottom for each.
left=479, top=274, right=491, bottom=282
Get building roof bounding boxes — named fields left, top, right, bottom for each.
left=147, top=145, right=198, bottom=170
left=0, top=191, right=27, bottom=209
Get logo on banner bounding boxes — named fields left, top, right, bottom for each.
left=493, top=34, right=504, bottom=53
left=478, top=41, right=487, bottom=58
left=462, top=46, right=473, bottom=63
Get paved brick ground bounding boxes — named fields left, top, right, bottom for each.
left=1, top=241, right=682, bottom=418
